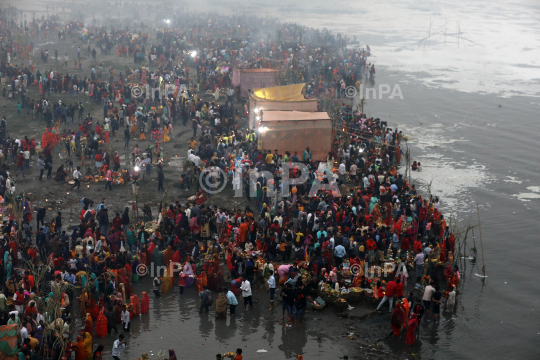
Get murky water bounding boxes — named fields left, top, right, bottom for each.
left=93, top=279, right=347, bottom=359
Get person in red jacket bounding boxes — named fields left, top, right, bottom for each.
left=413, top=239, right=423, bottom=253
left=376, top=279, right=399, bottom=313
left=395, top=278, right=404, bottom=298
left=112, top=213, right=123, bottom=231
left=366, top=237, right=377, bottom=264
left=16, top=151, right=25, bottom=177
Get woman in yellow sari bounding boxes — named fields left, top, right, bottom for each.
left=78, top=291, right=89, bottom=317
left=161, top=269, right=172, bottom=293
left=164, top=126, right=170, bottom=143
left=130, top=115, right=137, bottom=134
left=84, top=332, right=93, bottom=359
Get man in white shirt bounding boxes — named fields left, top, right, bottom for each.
left=112, top=334, right=126, bottom=360
left=23, top=150, right=30, bottom=169
left=95, top=237, right=103, bottom=253
left=215, top=209, right=225, bottom=237
left=267, top=270, right=276, bottom=310
left=121, top=305, right=130, bottom=331
left=20, top=320, right=29, bottom=341
left=349, top=163, right=357, bottom=184
left=193, top=154, right=200, bottom=167
left=339, top=160, right=347, bottom=184
left=71, top=166, right=82, bottom=190
left=423, top=284, right=436, bottom=313
left=68, top=258, right=77, bottom=270
left=240, top=277, right=253, bottom=310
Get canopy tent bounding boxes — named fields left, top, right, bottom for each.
left=249, top=83, right=318, bottom=128
left=252, top=83, right=309, bottom=102
left=258, top=111, right=332, bottom=161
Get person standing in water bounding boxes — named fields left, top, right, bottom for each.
left=112, top=334, right=126, bottom=360
left=153, top=277, right=162, bottom=298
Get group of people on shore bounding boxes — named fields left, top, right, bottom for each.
left=0, top=5, right=464, bottom=360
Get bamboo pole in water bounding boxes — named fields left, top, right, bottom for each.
left=476, top=204, right=486, bottom=276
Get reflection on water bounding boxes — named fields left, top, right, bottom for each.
left=93, top=278, right=343, bottom=359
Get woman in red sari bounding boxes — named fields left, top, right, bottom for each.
left=406, top=314, right=418, bottom=345
left=225, top=245, right=235, bottom=275
left=124, top=263, right=132, bottom=280
left=141, top=292, right=150, bottom=314
left=391, top=303, right=406, bottom=336
left=147, top=242, right=156, bottom=259
left=96, top=308, right=108, bottom=338
left=392, top=217, right=403, bottom=233
left=84, top=313, right=93, bottom=337
left=171, top=249, right=181, bottom=265
left=92, top=299, right=102, bottom=320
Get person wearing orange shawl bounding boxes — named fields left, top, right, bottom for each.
left=78, top=291, right=89, bottom=318
left=390, top=303, right=406, bottom=336
left=75, top=335, right=86, bottom=360
left=163, top=246, right=173, bottom=268
left=127, top=300, right=134, bottom=319
left=196, top=271, right=208, bottom=293
left=402, top=298, right=411, bottom=321
left=84, top=313, right=93, bottom=337
left=131, top=295, right=140, bottom=316
left=140, top=292, right=150, bottom=314
left=392, top=217, right=403, bottom=233
left=371, top=205, right=381, bottom=223
left=239, top=219, right=248, bottom=246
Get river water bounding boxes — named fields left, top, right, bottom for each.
left=11, top=0, right=540, bottom=358
left=92, top=278, right=358, bottom=360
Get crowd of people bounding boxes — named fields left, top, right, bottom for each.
left=0, top=5, right=463, bottom=360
